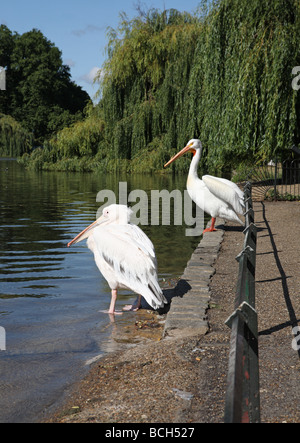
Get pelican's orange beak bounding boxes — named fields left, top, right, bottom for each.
left=164, top=142, right=196, bottom=168
left=68, top=213, right=110, bottom=247
left=67, top=219, right=99, bottom=247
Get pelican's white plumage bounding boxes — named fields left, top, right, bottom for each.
left=164, top=139, right=244, bottom=232
left=68, top=204, right=167, bottom=314
left=202, top=175, right=244, bottom=217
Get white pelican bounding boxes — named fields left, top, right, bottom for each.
left=68, top=204, right=167, bottom=315
left=164, top=139, right=244, bottom=233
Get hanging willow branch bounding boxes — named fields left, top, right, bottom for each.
left=0, top=114, right=32, bottom=157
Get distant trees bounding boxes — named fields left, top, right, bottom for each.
left=0, top=25, right=89, bottom=154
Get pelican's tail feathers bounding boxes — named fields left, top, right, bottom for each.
left=219, top=207, right=245, bottom=226
left=142, top=278, right=168, bottom=310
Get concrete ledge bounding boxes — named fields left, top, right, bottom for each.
left=163, top=218, right=225, bottom=338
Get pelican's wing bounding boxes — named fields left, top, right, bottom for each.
left=202, top=175, right=244, bottom=215
left=93, top=224, right=167, bottom=310
left=126, top=224, right=157, bottom=260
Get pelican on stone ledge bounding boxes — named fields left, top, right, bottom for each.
left=164, top=139, right=244, bottom=233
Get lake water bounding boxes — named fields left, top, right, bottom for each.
left=0, top=159, right=202, bottom=423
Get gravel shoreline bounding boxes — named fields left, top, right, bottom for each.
left=47, top=201, right=300, bottom=423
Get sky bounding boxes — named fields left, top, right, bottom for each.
left=1, top=0, right=203, bottom=101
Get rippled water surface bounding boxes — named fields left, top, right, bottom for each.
left=0, top=159, right=202, bottom=422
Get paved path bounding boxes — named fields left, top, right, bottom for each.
left=206, top=201, right=300, bottom=422
left=254, top=201, right=300, bottom=422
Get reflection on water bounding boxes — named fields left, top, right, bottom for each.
left=0, top=159, right=203, bottom=422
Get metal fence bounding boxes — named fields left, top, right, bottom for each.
left=224, top=182, right=260, bottom=423
left=247, top=146, right=300, bottom=201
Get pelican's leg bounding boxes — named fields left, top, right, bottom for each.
left=133, top=294, right=142, bottom=311
left=108, top=289, right=122, bottom=315
left=203, top=217, right=217, bottom=234
left=123, top=294, right=142, bottom=312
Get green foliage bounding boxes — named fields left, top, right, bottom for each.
left=265, top=189, right=300, bottom=201
left=101, top=8, right=201, bottom=165
left=0, top=113, right=33, bottom=156
left=18, top=106, right=107, bottom=171
left=51, top=113, right=105, bottom=158
left=99, top=1, right=300, bottom=174
left=19, top=1, right=300, bottom=173
left=0, top=25, right=90, bottom=152
left=197, top=0, right=300, bottom=168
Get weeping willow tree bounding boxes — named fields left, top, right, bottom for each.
left=192, top=0, right=300, bottom=170
left=0, top=113, right=32, bottom=157
left=100, top=8, right=202, bottom=172
left=99, top=0, right=300, bottom=173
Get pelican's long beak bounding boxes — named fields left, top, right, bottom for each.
left=164, top=142, right=195, bottom=168
left=67, top=216, right=106, bottom=247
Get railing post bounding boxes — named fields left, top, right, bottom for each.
left=225, top=302, right=260, bottom=423
left=224, top=182, right=260, bottom=423
left=274, top=159, right=278, bottom=201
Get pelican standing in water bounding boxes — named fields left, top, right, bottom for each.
left=164, top=139, right=244, bottom=233
left=68, top=204, right=167, bottom=315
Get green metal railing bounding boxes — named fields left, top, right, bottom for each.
left=224, top=182, right=260, bottom=423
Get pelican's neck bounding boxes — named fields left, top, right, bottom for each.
left=188, top=148, right=202, bottom=180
